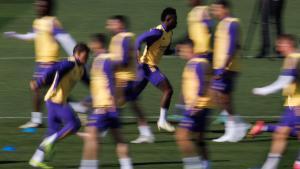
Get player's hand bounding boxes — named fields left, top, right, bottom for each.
left=30, top=80, right=39, bottom=91
left=3, top=31, right=16, bottom=38
left=252, top=88, right=268, bottom=96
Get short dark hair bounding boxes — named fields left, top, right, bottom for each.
left=109, top=15, right=129, bottom=28
left=161, top=7, right=177, bottom=21
left=180, top=39, right=194, bottom=47
left=90, top=33, right=107, bottom=45
left=277, top=34, right=298, bottom=47
left=37, top=0, right=55, bottom=15
left=213, top=0, right=231, bottom=8
left=73, top=43, right=90, bottom=55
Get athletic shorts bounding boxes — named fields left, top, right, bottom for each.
left=179, top=108, right=210, bottom=132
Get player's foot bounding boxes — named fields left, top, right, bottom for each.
left=228, top=123, right=249, bottom=142
left=157, top=121, right=175, bottom=132
left=294, top=161, right=300, bottom=169
left=131, top=135, right=155, bottom=144
left=69, top=102, right=89, bottom=113
left=19, top=121, right=42, bottom=129
left=248, top=121, right=265, bottom=138
left=29, top=160, right=53, bottom=169
left=212, top=125, right=234, bottom=142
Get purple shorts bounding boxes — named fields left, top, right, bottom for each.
left=279, top=107, right=300, bottom=132
left=33, top=62, right=56, bottom=80
left=179, top=108, right=210, bottom=132
left=46, top=101, right=81, bottom=137
left=87, top=110, right=121, bottom=131
left=138, top=63, right=167, bottom=86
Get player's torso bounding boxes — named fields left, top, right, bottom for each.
left=109, top=32, right=137, bottom=83
left=45, top=57, right=84, bottom=104
left=140, top=24, right=172, bottom=66
left=33, top=16, right=60, bottom=63
left=282, top=53, right=300, bottom=106
left=214, top=17, right=240, bottom=71
left=187, top=6, right=211, bottom=54
left=182, top=57, right=212, bottom=109
left=90, top=55, right=115, bottom=108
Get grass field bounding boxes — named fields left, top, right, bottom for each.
left=1, top=0, right=300, bottom=169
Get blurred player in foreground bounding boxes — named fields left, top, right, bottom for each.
left=252, top=34, right=300, bottom=169
left=248, top=120, right=298, bottom=138
left=134, top=7, right=178, bottom=132
left=3, top=0, right=76, bottom=128
left=176, top=39, right=213, bottom=169
left=79, top=16, right=135, bottom=169
left=29, top=43, right=90, bottom=168
left=210, top=0, right=248, bottom=142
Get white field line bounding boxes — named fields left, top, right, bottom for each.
left=0, top=115, right=280, bottom=119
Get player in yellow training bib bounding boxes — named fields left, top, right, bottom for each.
left=176, top=39, right=213, bottom=169
left=28, top=43, right=90, bottom=169
left=135, top=7, right=177, bottom=132
left=210, top=0, right=248, bottom=143
left=252, top=34, right=300, bottom=169
left=3, top=0, right=76, bottom=128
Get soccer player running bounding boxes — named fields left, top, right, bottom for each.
left=29, top=43, right=90, bottom=168
left=176, top=40, right=213, bottom=169
left=3, top=0, right=76, bottom=128
left=252, top=34, right=300, bottom=169
left=210, top=0, right=248, bottom=142
left=79, top=16, right=135, bottom=169
left=134, top=7, right=177, bottom=132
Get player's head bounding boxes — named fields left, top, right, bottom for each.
left=161, top=7, right=177, bottom=30
left=187, top=0, right=202, bottom=7
left=177, top=39, right=195, bottom=60
left=211, top=0, right=230, bottom=20
left=276, top=34, right=298, bottom=56
left=36, top=0, right=54, bottom=17
left=89, top=33, right=107, bottom=55
left=73, top=43, right=90, bottom=64
left=106, top=15, right=129, bottom=34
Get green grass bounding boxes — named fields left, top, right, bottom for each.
left=0, top=0, right=300, bottom=169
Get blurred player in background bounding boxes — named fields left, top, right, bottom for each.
left=134, top=7, right=177, bottom=132
left=79, top=16, right=135, bottom=169
left=210, top=0, right=249, bottom=143
left=3, top=0, right=76, bottom=128
left=29, top=43, right=90, bottom=168
left=252, top=34, right=300, bottom=169
left=176, top=39, right=213, bottom=169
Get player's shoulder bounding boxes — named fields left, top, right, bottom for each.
left=288, top=52, right=300, bottom=59
left=223, top=17, right=240, bottom=25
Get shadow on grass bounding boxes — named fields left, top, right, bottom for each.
left=64, top=160, right=229, bottom=168
left=0, top=160, right=27, bottom=164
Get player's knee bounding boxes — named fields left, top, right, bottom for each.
left=164, top=86, right=173, bottom=97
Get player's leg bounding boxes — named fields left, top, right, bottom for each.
left=176, top=111, right=203, bottom=169
left=141, top=64, right=174, bottom=132
left=79, top=109, right=109, bottom=169
left=126, top=79, right=154, bottom=143
left=261, top=107, right=296, bottom=169
left=109, top=111, right=133, bottom=169
left=79, top=126, right=99, bottom=169
left=20, top=64, right=45, bottom=128
left=212, top=72, right=248, bottom=142
left=29, top=101, right=59, bottom=168
left=261, top=126, right=290, bottom=169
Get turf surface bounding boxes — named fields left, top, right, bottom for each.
left=0, top=0, right=300, bottom=169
